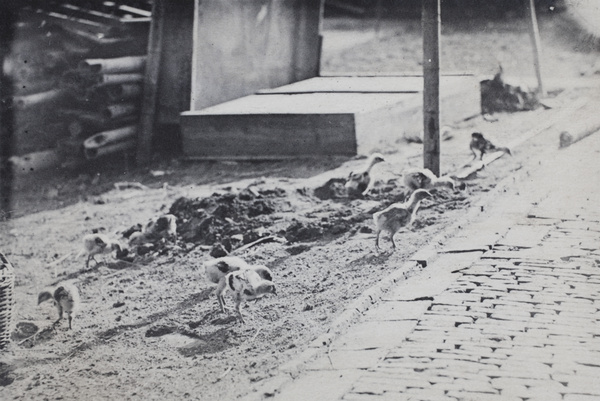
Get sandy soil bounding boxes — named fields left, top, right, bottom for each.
left=1, top=11, right=599, bottom=401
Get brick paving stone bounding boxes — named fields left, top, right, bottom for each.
left=334, top=321, right=417, bottom=350
left=270, top=370, right=363, bottom=401
left=351, top=376, right=432, bottom=393
left=305, top=349, right=387, bottom=370
left=342, top=392, right=410, bottom=401
left=444, top=391, right=509, bottom=401
left=363, top=300, right=430, bottom=321
left=403, top=387, right=447, bottom=397
left=563, top=395, right=600, bottom=401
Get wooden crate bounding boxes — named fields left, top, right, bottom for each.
left=180, top=75, right=480, bottom=159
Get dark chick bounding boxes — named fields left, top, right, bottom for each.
left=470, top=132, right=511, bottom=161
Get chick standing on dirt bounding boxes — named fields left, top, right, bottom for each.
left=373, top=189, right=432, bottom=252
left=345, top=153, right=385, bottom=196
left=38, top=282, right=81, bottom=330
left=204, top=256, right=273, bottom=313
left=143, top=214, right=177, bottom=240
left=225, top=269, right=276, bottom=324
left=403, top=168, right=459, bottom=194
left=470, top=132, right=511, bottom=161
left=83, top=233, right=122, bottom=268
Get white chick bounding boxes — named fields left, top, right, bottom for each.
left=403, top=168, right=458, bottom=193
left=373, top=189, right=432, bottom=252
left=345, top=153, right=386, bottom=196
left=143, top=214, right=177, bottom=240
left=225, top=269, right=276, bottom=324
left=83, top=233, right=122, bottom=268
left=204, top=256, right=274, bottom=313
left=38, top=282, right=81, bottom=330
left=204, top=256, right=250, bottom=312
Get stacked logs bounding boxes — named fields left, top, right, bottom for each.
left=57, top=55, right=146, bottom=164
left=5, top=2, right=151, bottom=173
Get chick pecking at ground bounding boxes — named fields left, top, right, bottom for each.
left=143, top=214, right=177, bottom=240
left=470, top=132, right=511, bottom=161
left=225, top=268, right=276, bottom=324
left=403, top=167, right=460, bottom=194
left=204, top=256, right=274, bottom=313
left=373, top=189, right=432, bottom=252
left=204, top=256, right=250, bottom=312
left=83, top=233, right=122, bottom=268
left=38, top=282, right=81, bottom=330
left=345, top=153, right=385, bottom=197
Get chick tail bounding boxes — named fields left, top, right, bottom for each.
left=38, top=290, right=54, bottom=305
left=501, top=147, right=512, bottom=156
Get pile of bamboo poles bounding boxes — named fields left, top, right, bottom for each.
left=58, top=55, right=146, bottom=162
left=5, top=2, right=151, bottom=173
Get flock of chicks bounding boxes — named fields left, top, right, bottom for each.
left=36, top=132, right=510, bottom=328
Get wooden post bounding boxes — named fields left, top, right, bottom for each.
left=527, top=0, right=545, bottom=97
left=422, top=0, right=441, bottom=176
left=0, top=5, right=16, bottom=219
left=137, top=0, right=165, bottom=165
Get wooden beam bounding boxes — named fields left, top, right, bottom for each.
left=527, top=0, right=545, bottom=97
left=136, top=0, right=164, bottom=165
left=422, top=0, right=441, bottom=176
left=0, top=4, right=16, bottom=219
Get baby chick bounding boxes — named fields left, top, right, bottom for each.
left=38, top=282, right=81, bottom=330
left=403, top=168, right=458, bottom=193
left=204, top=256, right=250, bottom=312
left=470, top=132, right=511, bottom=161
left=373, top=189, right=432, bottom=252
left=225, top=269, right=276, bottom=324
left=143, top=214, right=177, bottom=240
left=83, top=233, right=122, bottom=268
left=204, top=256, right=274, bottom=313
left=345, top=153, right=386, bottom=196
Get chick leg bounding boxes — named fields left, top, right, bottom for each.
left=215, top=279, right=230, bottom=312
left=234, top=296, right=245, bottom=325
left=67, top=312, right=73, bottom=330
left=53, top=305, right=63, bottom=328
left=390, top=232, right=397, bottom=251
left=86, top=255, right=92, bottom=268
left=375, top=230, right=382, bottom=252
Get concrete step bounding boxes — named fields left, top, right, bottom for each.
left=180, top=75, right=480, bottom=159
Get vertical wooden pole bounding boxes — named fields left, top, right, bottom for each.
left=137, top=0, right=165, bottom=165
left=0, top=5, right=16, bottom=219
left=527, top=0, right=545, bottom=97
left=422, top=0, right=441, bottom=176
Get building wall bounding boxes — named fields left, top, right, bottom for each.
left=189, top=0, right=322, bottom=111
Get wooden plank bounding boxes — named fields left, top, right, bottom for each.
left=57, top=4, right=124, bottom=27
left=180, top=114, right=356, bottom=158
left=136, top=0, right=164, bottom=165
left=188, top=92, right=418, bottom=115
left=258, top=75, right=471, bottom=94
left=0, top=4, right=16, bottom=218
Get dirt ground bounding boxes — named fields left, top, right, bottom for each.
left=1, top=11, right=600, bottom=401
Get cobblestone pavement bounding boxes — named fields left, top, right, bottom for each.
left=255, top=131, right=600, bottom=401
